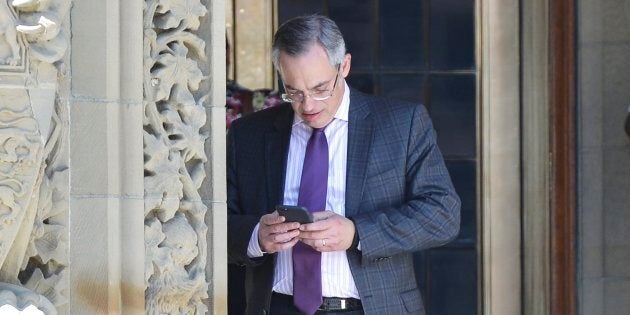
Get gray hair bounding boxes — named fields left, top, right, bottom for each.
left=271, top=14, right=346, bottom=71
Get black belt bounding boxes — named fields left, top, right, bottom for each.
left=272, top=292, right=363, bottom=311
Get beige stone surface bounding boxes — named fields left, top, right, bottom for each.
left=603, top=148, right=630, bottom=277
left=580, top=0, right=630, bottom=44
left=201, top=1, right=228, bottom=312
left=1, top=0, right=227, bottom=313
left=602, top=44, right=630, bottom=148
left=579, top=278, right=604, bottom=315
left=604, top=279, right=630, bottom=313
left=481, top=0, right=522, bottom=314
left=70, top=0, right=119, bottom=100
left=69, top=0, right=145, bottom=314
left=578, top=150, right=604, bottom=278
left=578, top=0, right=630, bottom=313
left=68, top=197, right=110, bottom=314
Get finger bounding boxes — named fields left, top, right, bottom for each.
left=319, top=238, right=341, bottom=252
left=299, top=220, right=330, bottom=232
left=267, top=222, right=301, bottom=234
left=301, top=238, right=334, bottom=251
left=299, top=238, right=317, bottom=248
left=261, top=211, right=283, bottom=225
left=273, top=237, right=300, bottom=251
left=271, top=229, right=300, bottom=243
left=298, top=230, right=327, bottom=240
left=312, top=211, right=335, bottom=221
left=265, top=235, right=300, bottom=252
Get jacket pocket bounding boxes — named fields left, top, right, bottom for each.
left=400, top=288, right=424, bottom=313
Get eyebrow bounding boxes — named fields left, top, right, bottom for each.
left=285, top=79, right=331, bottom=92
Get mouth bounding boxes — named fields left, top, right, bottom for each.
left=301, top=111, right=321, bottom=122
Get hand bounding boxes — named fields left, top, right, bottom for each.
left=258, top=211, right=301, bottom=253
left=298, top=211, right=356, bottom=252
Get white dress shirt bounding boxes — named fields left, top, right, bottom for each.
left=247, top=81, right=359, bottom=298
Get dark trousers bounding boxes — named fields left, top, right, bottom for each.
left=270, top=293, right=364, bottom=315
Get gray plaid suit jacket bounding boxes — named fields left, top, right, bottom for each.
left=227, top=88, right=461, bottom=314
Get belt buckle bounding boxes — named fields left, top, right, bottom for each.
left=320, top=297, right=353, bottom=311
left=318, top=297, right=360, bottom=312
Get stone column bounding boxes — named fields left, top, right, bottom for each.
left=70, top=0, right=144, bottom=313
left=480, top=0, right=522, bottom=314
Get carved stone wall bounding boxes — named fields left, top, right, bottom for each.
left=0, top=0, right=71, bottom=313
left=143, top=0, right=211, bottom=313
left=0, top=0, right=226, bottom=313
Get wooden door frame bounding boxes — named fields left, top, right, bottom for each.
left=549, top=0, right=577, bottom=314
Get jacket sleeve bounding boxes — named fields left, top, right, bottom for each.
left=226, top=122, right=269, bottom=266
left=351, top=105, right=461, bottom=263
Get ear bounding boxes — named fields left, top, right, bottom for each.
left=341, top=53, right=352, bottom=78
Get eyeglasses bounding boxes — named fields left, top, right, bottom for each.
left=280, top=65, right=341, bottom=103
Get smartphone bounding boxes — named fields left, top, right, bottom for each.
left=275, top=205, right=313, bottom=224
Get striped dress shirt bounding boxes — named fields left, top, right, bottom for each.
left=247, top=81, right=360, bottom=299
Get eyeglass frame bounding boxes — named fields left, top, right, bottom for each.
left=280, top=64, right=341, bottom=103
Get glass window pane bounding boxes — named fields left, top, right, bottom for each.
left=429, top=75, right=476, bottom=158
left=446, top=160, right=476, bottom=241
left=328, top=0, right=376, bottom=68
left=380, top=74, right=426, bottom=104
left=380, top=0, right=425, bottom=70
left=430, top=0, right=475, bottom=70
left=429, top=249, right=477, bottom=314
left=277, top=0, right=326, bottom=23
left=347, top=73, right=375, bottom=95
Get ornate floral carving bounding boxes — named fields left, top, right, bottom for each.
left=146, top=213, right=207, bottom=314
left=0, top=83, right=68, bottom=313
left=0, top=0, right=70, bottom=69
left=0, top=282, right=56, bottom=315
left=12, top=0, right=71, bottom=64
left=144, top=0, right=209, bottom=313
left=0, top=0, right=23, bottom=66
left=0, top=1, right=69, bottom=313
left=0, top=102, right=42, bottom=267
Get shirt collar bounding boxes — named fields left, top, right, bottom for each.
left=293, top=80, right=350, bottom=127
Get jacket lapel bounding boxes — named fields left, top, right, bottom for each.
left=345, top=89, right=374, bottom=217
left=265, top=105, right=294, bottom=209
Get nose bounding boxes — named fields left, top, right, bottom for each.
left=299, top=96, right=316, bottom=112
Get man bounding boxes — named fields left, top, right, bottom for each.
left=227, top=14, right=460, bottom=315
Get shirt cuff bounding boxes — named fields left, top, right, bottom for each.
left=247, top=223, right=265, bottom=258
left=357, top=241, right=362, bottom=251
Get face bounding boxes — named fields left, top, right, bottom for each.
left=279, top=43, right=351, bottom=129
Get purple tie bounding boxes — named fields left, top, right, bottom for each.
left=293, top=128, right=328, bottom=315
